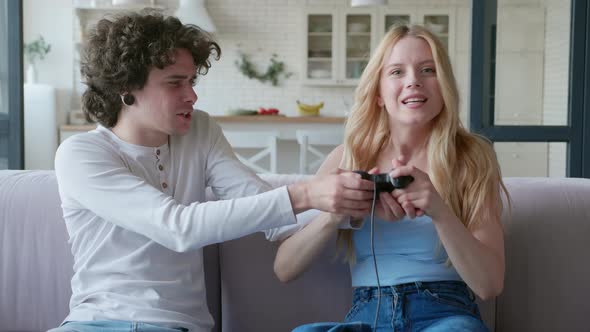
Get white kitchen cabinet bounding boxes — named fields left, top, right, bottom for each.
left=378, top=7, right=455, bottom=61
left=303, top=5, right=455, bottom=86
left=340, top=9, right=378, bottom=84
left=303, top=9, right=337, bottom=85
left=303, top=7, right=376, bottom=86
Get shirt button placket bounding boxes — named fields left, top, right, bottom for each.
left=155, top=148, right=168, bottom=191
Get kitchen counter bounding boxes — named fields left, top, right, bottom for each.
left=59, top=116, right=347, bottom=142
left=210, top=115, right=345, bottom=123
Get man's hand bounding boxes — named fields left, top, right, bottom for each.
left=308, top=169, right=375, bottom=218
left=288, top=168, right=374, bottom=217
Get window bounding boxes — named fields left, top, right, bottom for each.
left=0, top=0, right=23, bottom=170
left=470, top=0, right=590, bottom=178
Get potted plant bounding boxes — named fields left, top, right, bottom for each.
left=23, top=35, right=51, bottom=84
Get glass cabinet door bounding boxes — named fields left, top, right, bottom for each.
left=424, top=15, right=449, bottom=51
left=344, top=14, right=371, bottom=80
left=384, top=14, right=410, bottom=32
left=383, top=14, right=449, bottom=52
left=307, top=14, right=334, bottom=80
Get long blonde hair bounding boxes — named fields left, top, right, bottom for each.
left=338, top=24, right=510, bottom=261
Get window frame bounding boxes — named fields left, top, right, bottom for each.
left=0, top=0, right=23, bottom=169
left=470, top=0, right=590, bottom=178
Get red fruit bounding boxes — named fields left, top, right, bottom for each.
left=257, top=107, right=280, bottom=115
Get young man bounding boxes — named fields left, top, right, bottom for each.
left=51, top=12, right=374, bottom=332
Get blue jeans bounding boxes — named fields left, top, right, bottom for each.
left=47, top=320, right=188, bottom=332
left=293, top=281, right=489, bottom=332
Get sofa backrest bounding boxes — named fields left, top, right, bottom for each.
left=1, top=170, right=589, bottom=332
left=213, top=176, right=590, bottom=332
left=218, top=231, right=352, bottom=332
left=219, top=174, right=496, bottom=331
left=0, top=170, right=223, bottom=332
left=495, top=177, right=590, bottom=331
left=0, top=171, right=73, bottom=331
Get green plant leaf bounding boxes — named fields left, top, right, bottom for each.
left=235, top=52, right=292, bottom=86
left=23, top=35, right=51, bottom=65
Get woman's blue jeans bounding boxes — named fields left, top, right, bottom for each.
left=293, top=281, right=489, bottom=332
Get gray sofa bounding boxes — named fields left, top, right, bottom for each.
left=1, top=170, right=589, bottom=332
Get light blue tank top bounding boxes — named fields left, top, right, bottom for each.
left=351, top=215, right=462, bottom=287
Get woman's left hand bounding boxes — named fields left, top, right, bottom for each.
left=390, top=165, right=451, bottom=220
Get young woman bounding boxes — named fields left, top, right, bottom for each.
left=274, top=25, right=509, bottom=332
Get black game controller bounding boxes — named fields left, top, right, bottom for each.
left=354, top=170, right=414, bottom=193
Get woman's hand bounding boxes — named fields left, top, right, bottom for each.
left=390, top=165, right=449, bottom=220
left=366, top=166, right=406, bottom=222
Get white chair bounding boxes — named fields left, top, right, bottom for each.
left=296, top=129, right=344, bottom=174
left=223, top=130, right=280, bottom=174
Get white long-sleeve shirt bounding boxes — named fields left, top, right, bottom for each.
left=54, top=110, right=297, bottom=331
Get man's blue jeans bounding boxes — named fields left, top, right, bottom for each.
left=293, top=281, right=489, bottom=332
left=47, top=320, right=188, bottom=332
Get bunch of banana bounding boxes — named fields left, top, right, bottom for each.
left=296, top=100, right=324, bottom=116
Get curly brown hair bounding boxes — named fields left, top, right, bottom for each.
left=81, top=11, right=221, bottom=127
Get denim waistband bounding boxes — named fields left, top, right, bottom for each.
left=353, top=280, right=474, bottom=300
left=60, top=320, right=189, bottom=332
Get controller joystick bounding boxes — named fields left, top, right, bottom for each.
left=354, top=170, right=414, bottom=193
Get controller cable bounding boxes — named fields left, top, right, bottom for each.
left=354, top=171, right=412, bottom=331
left=370, top=184, right=381, bottom=331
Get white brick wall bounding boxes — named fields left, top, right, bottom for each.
left=198, top=0, right=356, bottom=118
